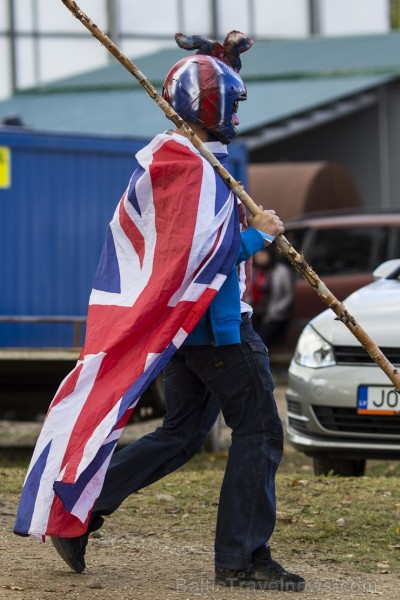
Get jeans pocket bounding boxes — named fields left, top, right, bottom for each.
left=245, top=336, right=268, bottom=354
left=182, top=344, right=243, bottom=383
left=244, top=337, right=275, bottom=393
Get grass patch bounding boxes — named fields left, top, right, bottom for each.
left=2, top=447, right=400, bottom=575
left=0, top=467, right=26, bottom=494
left=118, top=468, right=400, bottom=574
left=274, top=474, right=400, bottom=572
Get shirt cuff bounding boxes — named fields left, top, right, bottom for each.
left=256, top=230, right=275, bottom=244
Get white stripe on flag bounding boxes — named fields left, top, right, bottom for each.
left=28, top=353, right=106, bottom=536
left=70, top=425, right=123, bottom=522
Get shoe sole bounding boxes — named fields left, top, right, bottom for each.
left=215, top=577, right=306, bottom=592
left=50, top=537, right=85, bottom=574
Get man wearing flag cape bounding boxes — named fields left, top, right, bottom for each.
left=14, top=31, right=305, bottom=592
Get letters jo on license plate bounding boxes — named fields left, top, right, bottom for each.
left=358, top=385, right=400, bottom=414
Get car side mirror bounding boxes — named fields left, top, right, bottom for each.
left=372, top=259, right=400, bottom=280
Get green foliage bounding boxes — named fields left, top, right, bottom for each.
left=391, top=0, right=400, bottom=29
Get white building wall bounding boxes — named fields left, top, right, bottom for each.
left=0, top=0, right=392, bottom=101
left=181, top=0, right=212, bottom=34
left=119, top=0, right=179, bottom=35
left=15, top=37, right=36, bottom=89
left=7, top=0, right=110, bottom=93
left=252, top=0, right=310, bottom=38
left=0, top=1, right=9, bottom=29
left=217, top=0, right=310, bottom=38
left=38, top=38, right=110, bottom=84
left=0, top=38, right=12, bottom=100
left=320, top=0, right=389, bottom=36
left=0, top=1, right=11, bottom=100
left=14, top=0, right=35, bottom=31
left=35, top=0, right=108, bottom=32
left=216, top=0, right=253, bottom=36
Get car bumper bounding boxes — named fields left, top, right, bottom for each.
left=286, top=360, right=400, bottom=458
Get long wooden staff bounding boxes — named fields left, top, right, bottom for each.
left=61, top=0, right=400, bottom=392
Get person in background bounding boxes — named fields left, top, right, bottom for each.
left=249, top=246, right=295, bottom=348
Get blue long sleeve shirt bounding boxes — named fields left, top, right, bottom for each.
left=184, top=227, right=266, bottom=346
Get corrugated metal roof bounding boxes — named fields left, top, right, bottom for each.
left=1, top=33, right=400, bottom=138
left=244, top=33, right=400, bottom=78
left=0, top=74, right=392, bottom=139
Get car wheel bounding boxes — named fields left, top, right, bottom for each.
left=313, top=456, right=366, bottom=477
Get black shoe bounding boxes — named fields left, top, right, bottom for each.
left=215, top=559, right=305, bottom=592
left=50, top=514, right=104, bottom=573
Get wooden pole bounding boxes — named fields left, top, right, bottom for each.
left=60, top=0, right=400, bottom=392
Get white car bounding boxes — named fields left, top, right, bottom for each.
left=286, top=259, right=400, bottom=476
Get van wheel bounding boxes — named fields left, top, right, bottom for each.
left=313, top=456, right=366, bottom=477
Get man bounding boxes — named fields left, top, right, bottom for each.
left=50, top=32, right=305, bottom=591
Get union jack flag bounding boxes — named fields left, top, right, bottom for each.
left=14, top=133, right=240, bottom=539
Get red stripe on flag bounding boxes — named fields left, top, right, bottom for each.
left=178, top=289, right=218, bottom=334
left=57, top=140, right=206, bottom=484
left=46, top=495, right=90, bottom=538
left=119, top=192, right=145, bottom=268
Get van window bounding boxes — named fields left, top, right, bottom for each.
left=305, top=227, right=388, bottom=276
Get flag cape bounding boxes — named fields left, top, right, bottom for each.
left=14, top=133, right=240, bottom=539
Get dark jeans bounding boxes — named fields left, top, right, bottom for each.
left=94, top=315, right=284, bottom=569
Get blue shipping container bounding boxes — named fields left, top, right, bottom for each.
left=0, top=128, right=247, bottom=347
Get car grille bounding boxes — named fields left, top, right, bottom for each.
left=287, top=399, right=302, bottom=415
left=334, top=346, right=400, bottom=365
left=287, top=416, right=310, bottom=435
left=313, top=406, right=400, bottom=435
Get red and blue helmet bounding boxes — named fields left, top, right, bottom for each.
left=162, top=31, right=253, bottom=144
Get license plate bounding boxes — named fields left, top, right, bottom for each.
left=357, top=385, right=400, bottom=414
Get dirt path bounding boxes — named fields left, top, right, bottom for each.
left=1, top=489, right=398, bottom=600
left=1, top=385, right=399, bottom=599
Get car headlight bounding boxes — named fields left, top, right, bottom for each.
left=294, top=325, right=336, bottom=368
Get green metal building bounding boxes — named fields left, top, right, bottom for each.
left=1, top=33, right=400, bottom=209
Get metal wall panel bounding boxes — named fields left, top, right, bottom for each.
left=0, top=128, right=247, bottom=347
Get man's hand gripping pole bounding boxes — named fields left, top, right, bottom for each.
left=61, top=0, right=400, bottom=393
